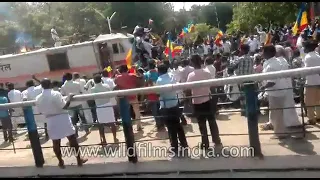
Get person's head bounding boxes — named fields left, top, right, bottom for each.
left=101, top=70, right=109, bottom=77
left=227, top=67, right=235, bottom=75
left=157, top=63, right=168, bottom=76
left=293, top=49, right=300, bottom=58
left=7, top=83, right=14, bottom=90
left=190, top=54, right=202, bottom=69
left=52, top=80, right=60, bottom=88
left=205, top=56, right=214, bottom=66
left=275, top=45, right=286, bottom=57
left=163, top=60, right=170, bottom=69
left=40, top=78, right=51, bottom=89
left=0, top=83, right=4, bottom=89
left=262, top=45, right=277, bottom=60
left=82, top=75, right=88, bottom=81
left=285, top=41, right=291, bottom=48
left=303, top=39, right=318, bottom=53
left=64, top=72, right=73, bottom=81
left=93, top=74, right=102, bottom=84
left=118, top=65, right=128, bottom=73
left=73, top=72, right=80, bottom=80
left=240, top=44, right=250, bottom=55
left=53, top=26, right=56, bottom=29
left=172, top=60, right=180, bottom=69
left=250, top=35, right=254, bottom=40
left=26, top=80, right=35, bottom=88
left=148, top=59, right=156, bottom=69
left=215, top=53, right=222, bottom=60
left=181, top=59, right=189, bottom=67
left=254, top=54, right=262, bottom=65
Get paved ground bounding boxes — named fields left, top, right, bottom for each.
left=1, top=110, right=320, bottom=177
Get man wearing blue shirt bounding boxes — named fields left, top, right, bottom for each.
left=0, top=95, right=13, bottom=142
left=156, top=64, right=188, bottom=154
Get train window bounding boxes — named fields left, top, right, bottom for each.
left=112, top=43, right=119, bottom=54
left=47, top=52, right=70, bottom=71
left=119, top=43, right=125, bottom=53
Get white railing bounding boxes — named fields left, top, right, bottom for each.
left=1, top=66, right=320, bottom=109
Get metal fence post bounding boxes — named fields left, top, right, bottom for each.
left=119, top=97, right=138, bottom=163
left=23, top=106, right=45, bottom=167
left=243, top=83, right=262, bottom=157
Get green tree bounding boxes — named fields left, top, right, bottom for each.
left=227, top=2, right=301, bottom=34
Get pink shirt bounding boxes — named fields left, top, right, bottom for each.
left=187, top=69, right=212, bottom=105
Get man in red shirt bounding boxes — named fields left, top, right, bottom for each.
left=115, top=65, right=144, bottom=131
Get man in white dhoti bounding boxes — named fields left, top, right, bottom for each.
left=101, top=70, right=119, bottom=123
left=35, top=78, right=87, bottom=168
left=261, top=45, right=289, bottom=139
left=91, top=74, right=117, bottom=144
left=275, top=45, right=301, bottom=128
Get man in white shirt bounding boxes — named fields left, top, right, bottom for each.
left=101, top=70, right=119, bottom=123
left=247, top=35, right=259, bottom=55
left=22, top=80, right=46, bottom=136
left=61, top=73, right=89, bottom=136
left=7, top=83, right=22, bottom=135
left=22, top=80, right=42, bottom=101
left=303, top=40, right=320, bottom=124
left=256, top=26, right=266, bottom=46
left=204, top=56, right=216, bottom=79
left=180, top=59, right=195, bottom=117
left=261, top=45, right=288, bottom=139
left=275, top=45, right=301, bottom=128
left=222, top=39, right=231, bottom=55
left=73, top=73, right=93, bottom=124
left=35, top=78, right=87, bottom=168
left=91, top=74, right=117, bottom=144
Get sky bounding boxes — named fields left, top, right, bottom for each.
left=171, top=2, right=210, bottom=11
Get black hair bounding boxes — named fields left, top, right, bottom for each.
left=148, top=59, right=156, bottom=69
left=119, top=65, right=128, bottom=73
left=101, top=70, right=109, bottom=77
left=293, top=49, right=300, bottom=58
left=227, top=66, right=235, bottom=75
left=181, top=59, right=189, bottom=67
left=52, top=80, right=60, bottom=88
left=157, top=63, right=168, bottom=75
left=40, top=79, right=51, bottom=89
left=262, top=45, right=276, bottom=59
left=240, top=44, right=250, bottom=54
left=190, top=54, right=202, bottom=68
left=93, top=74, right=102, bottom=84
left=64, top=73, right=73, bottom=81
left=205, top=56, right=214, bottom=65
left=7, top=83, right=14, bottom=90
left=73, top=72, right=80, bottom=79
left=26, top=80, right=35, bottom=87
left=172, top=60, right=180, bottom=69
left=303, top=39, right=318, bottom=52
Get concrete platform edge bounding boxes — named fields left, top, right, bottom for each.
left=1, top=155, right=320, bottom=177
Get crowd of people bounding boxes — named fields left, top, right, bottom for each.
left=1, top=22, right=320, bottom=167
